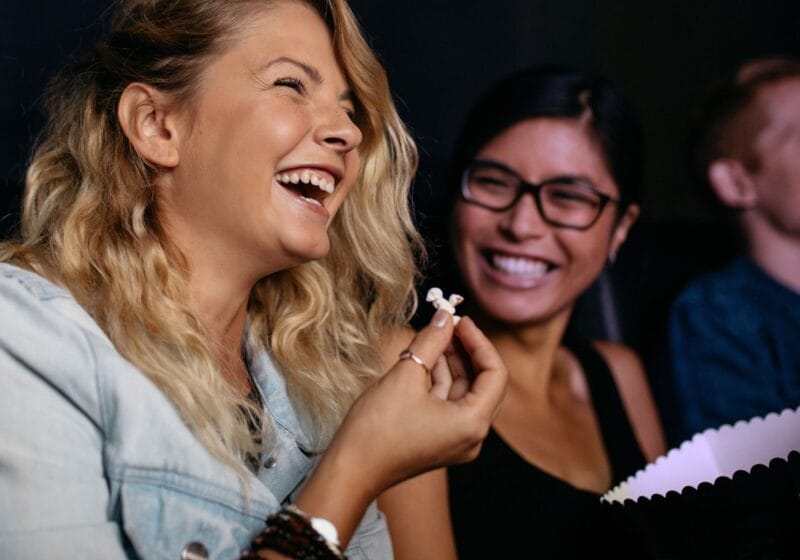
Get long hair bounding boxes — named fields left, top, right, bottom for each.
left=2, top=0, right=421, bottom=471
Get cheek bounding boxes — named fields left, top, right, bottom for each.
left=453, top=204, right=492, bottom=245
left=328, top=152, right=361, bottom=216
left=561, top=228, right=612, bottom=276
left=342, top=151, right=361, bottom=188
left=250, top=102, right=310, bottom=159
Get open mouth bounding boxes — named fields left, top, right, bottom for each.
left=274, top=169, right=336, bottom=207
left=483, top=250, right=554, bottom=279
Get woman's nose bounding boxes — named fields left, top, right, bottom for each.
left=314, top=106, right=363, bottom=154
left=500, top=192, right=548, bottom=240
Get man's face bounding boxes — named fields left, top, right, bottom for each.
left=748, top=77, right=800, bottom=236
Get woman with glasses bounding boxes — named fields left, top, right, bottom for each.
left=379, top=66, right=666, bottom=559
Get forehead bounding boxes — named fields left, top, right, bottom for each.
left=747, top=77, right=800, bottom=155
left=476, top=118, right=615, bottom=185
left=221, top=2, right=347, bottom=83
left=756, top=78, right=800, bottom=126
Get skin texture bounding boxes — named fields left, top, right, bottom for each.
left=119, top=3, right=509, bottom=557
left=380, top=117, right=665, bottom=558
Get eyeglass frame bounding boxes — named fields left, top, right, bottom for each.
left=459, top=159, right=624, bottom=231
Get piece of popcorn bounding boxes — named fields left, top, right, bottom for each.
left=426, top=287, right=464, bottom=325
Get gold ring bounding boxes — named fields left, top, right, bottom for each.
left=398, top=349, right=431, bottom=374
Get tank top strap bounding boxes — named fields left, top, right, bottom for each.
left=563, top=337, right=647, bottom=483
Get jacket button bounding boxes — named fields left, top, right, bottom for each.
left=263, top=456, right=277, bottom=468
left=181, top=542, right=209, bottom=560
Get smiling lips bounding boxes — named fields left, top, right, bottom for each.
left=274, top=168, right=337, bottom=207
left=488, top=252, right=551, bottom=279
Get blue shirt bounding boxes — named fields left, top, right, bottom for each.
left=0, top=263, right=392, bottom=559
left=667, top=257, right=800, bottom=443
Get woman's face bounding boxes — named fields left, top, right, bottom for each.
left=162, top=1, right=362, bottom=279
left=453, top=118, right=638, bottom=326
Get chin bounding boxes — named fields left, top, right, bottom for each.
left=473, top=290, right=560, bottom=326
left=283, top=236, right=331, bottom=264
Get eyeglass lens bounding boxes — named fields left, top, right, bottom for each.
left=463, top=164, right=606, bottom=228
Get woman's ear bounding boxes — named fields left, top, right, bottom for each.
left=609, top=203, right=640, bottom=261
left=707, top=158, right=758, bottom=209
left=117, top=83, right=181, bottom=168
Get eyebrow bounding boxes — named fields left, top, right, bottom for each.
left=472, top=159, right=603, bottom=189
left=260, top=56, right=355, bottom=103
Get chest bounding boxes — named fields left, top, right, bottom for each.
left=493, top=394, right=612, bottom=493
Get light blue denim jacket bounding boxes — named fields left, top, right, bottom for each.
left=0, top=263, right=392, bottom=559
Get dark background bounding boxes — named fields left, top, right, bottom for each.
left=2, top=1, right=800, bottom=437
left=4, top=1, right=800, bottom=230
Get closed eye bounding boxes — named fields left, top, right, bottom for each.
left=343, top=106, right=357, bottom=123
left=546, top=186, right=601, bottom=206
left=274, top=77, right=306, bottom=94
left=474, top=176, right=510, bottom=186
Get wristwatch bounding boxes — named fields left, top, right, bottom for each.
left=309, top=514, right=341, bottom=549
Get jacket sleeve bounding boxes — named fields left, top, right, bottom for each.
left=0, top=274, right=129, bottom=559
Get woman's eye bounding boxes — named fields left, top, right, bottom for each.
left=475, top=176, right=511, bottom=188
left=274, top=77, right=306, bottom=93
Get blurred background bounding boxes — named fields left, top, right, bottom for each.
left=2, top=1, right=799, bottom=420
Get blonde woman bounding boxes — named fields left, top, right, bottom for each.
left=0, top=1, right=507, bottom=559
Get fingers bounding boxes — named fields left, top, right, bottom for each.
left=444, top=339, right=471, bottom=401
left=397, top=309, right=454, bottom=376
left=454, top=316, right=507, bottom=419
left=429, top=355, right=452, bottom=400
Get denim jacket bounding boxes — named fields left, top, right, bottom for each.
left=0, top=263, right=392, bottom=559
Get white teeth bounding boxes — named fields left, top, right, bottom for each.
left=274, top=169, right=336, bottom=194
left=491, top=254, right=549, bottom=278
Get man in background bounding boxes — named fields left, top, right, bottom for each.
left=667, top=55, right=800, bottom=443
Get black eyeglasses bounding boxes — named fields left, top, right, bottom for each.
left=460, top=160, right=622, bottom=230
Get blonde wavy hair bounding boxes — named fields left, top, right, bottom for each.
left=1, top=0, right=421, bottom=471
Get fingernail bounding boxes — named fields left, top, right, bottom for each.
left=432, top=308, right=450, bottom=328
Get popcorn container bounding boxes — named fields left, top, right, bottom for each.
left=600, top=407, right=800, bottom=559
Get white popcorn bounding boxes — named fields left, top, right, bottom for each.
left=426, top=287, right=464, bottom=325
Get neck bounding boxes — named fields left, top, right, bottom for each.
left=743, top=214, right=800, bottom=293
left=189, top=262, right=255, bottom=395
left=483, top=309, right=572, bottom=398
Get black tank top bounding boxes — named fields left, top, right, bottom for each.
left=448, top=339, right=647, bottom=559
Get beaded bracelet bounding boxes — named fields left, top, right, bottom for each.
left=241, top=505, right=346, bottom=560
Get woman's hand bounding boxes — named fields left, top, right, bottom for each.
left=294, top=309, right=507, bottom=545
left=344, top=309, right=506, bottom=483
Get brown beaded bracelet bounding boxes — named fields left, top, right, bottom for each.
left=241, top=505, right=346, bottom=560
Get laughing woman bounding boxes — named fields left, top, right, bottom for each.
left=380, top=66, right=666, bottom=560
left=0, top=1, right=507, bottom=559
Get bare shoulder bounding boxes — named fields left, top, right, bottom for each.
left=592, top=341, right=667, bottom=462
left=378, top=325, right=417, bottom=372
